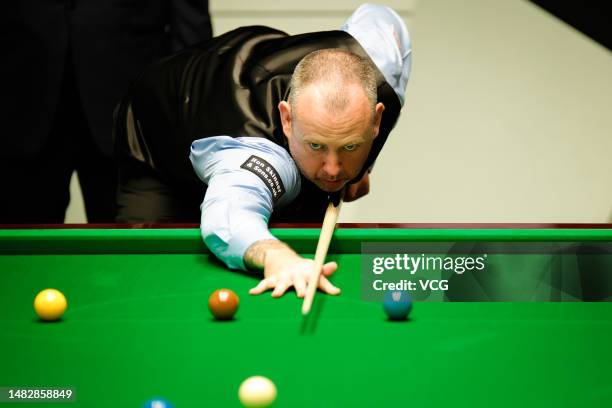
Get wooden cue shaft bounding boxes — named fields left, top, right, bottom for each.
left=301, top=198, right=342, bottom=315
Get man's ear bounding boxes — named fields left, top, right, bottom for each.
left=278, top=101, right=293, bottom=139
left=372, top=102, right=385, bottom=139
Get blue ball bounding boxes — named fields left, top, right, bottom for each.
left=383, top=291, right=413, bottom=321
left=143, top=399, right=173, bottom=408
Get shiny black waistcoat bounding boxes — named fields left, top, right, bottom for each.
left=115, top=26, right=401, bottom=222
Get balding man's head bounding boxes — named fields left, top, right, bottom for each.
left=278, top=49, right=385, bottom=193
left=288, top=49, right=378, bottom=120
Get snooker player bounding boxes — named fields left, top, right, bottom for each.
left=114, top=4, right=411, bottom=297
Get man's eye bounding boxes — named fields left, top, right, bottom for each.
left=309, top=143, right=322, bottom=150
left=343, top=144, right=357, bottom=151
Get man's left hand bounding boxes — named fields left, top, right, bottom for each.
left=344, top=172, right=370, bottom=202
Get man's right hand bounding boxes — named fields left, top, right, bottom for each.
left=244, top=239, right=341, bottom=298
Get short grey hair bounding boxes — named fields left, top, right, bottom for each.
left=288, top=49, right=378, bottom=118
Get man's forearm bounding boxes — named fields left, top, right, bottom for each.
left=243, top=239, right=298, bottom=271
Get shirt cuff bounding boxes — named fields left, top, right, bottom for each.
left=200, top=189, right=276, bottom=270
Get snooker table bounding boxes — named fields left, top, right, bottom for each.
left=1, top=224, right=611, bottom=407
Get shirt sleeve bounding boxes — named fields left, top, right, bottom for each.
left=189, top=136, right=301, bottom=270
left=341, top=4, right=412, bottom=106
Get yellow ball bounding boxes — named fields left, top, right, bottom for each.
left=238, top=376, right=277, bottom=408
left=34, top=289, right=67, bottom=321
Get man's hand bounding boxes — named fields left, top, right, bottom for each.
left=344, top=172, right=370, bottom=202
left=244, top=239, right=341, bottom=298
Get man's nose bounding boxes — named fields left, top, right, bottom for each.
left=323, top=153, right=342, bottom=178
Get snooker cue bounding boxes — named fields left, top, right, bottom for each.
left=301, top=194, right=343, bottom=315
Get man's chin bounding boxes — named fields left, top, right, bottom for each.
left=317, top=179, right=346, bottom=192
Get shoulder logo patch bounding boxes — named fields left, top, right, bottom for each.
left=240, top=155, right=286, bottom=203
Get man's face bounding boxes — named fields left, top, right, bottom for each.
left=279, top=83, right=384, bottom=192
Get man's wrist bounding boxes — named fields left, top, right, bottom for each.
left=244, top=239, right=298, bottom=272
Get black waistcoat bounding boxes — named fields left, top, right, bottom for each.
left=115, top=26, right=401, bottom=222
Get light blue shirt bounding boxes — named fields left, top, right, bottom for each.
left=342, top=3, right=412, bottom=105
left=190, top=137, right=300, bottom=270
left=190, top=4, right=412, bottom=270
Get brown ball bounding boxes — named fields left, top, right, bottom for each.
left=208, top=288, right=239, bottom=320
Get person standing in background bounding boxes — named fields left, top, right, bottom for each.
left=0, top=0, right=213, bottom=223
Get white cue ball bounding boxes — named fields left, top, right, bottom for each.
left=238, top=376, right=277, bottom=407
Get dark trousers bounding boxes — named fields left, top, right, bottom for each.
left=114, top=102, right=203, bottom=223
left=0, top=62, right=117, bottom=223
left=116, top=158, right=203, bottom=223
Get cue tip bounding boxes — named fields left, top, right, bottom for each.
left=301, top=295, right=313, bottom=315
